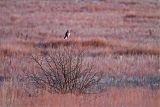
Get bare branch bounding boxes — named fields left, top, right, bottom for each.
left=27, top=47, right=103, bottom=94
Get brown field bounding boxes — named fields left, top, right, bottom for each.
left=0, top=0, right=160, bottom=107
left=0, top=82, right=160, bottom=107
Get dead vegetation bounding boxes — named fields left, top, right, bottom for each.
left=1, top=80, right=160, bottom=107
left=26, top=46, right=104, bottom=94
left=0, top=0, right=160, bottom=106
left=1, top=37, right=159, bottom=58
left=35, top=38, right=160, bottom=56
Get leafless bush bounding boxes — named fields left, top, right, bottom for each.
left=26, top=46, right=103, bottom=94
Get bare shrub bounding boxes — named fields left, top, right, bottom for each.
left=26, top=46, right=103, bottom=94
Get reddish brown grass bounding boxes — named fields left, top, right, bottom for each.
left=35, top=38, right=160, bottom=55
left=0, top=0, right=159, bottom=107
left=0, top=82, right=160, bottom=107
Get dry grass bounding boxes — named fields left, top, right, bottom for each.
left=0, top=81, right=160, bottom=107
left=0, top=0, right=160, bottom=107
left=35, top=38, right=160, bottom=55
left=1, top=37, right=160, bottom=57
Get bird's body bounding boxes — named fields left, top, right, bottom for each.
left=64, top=30, right=70, bottom=39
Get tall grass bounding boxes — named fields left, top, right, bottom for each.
left=0, top=80, right=160, bottom=107
left=35, top=38, right=160, bottom=56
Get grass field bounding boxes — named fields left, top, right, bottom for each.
left=0, top=0, right=160, bottom=107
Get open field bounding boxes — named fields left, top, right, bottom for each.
left=0, top=81, right=160, bottom=107
left=0, top=0, right=160, bottom=107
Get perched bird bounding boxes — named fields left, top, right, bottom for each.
left=64, top=30, right=70, bottom=39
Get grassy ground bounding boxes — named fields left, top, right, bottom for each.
left=0, top=0, right=160, bottom=107
left=0, top=81, right=160, bottom=107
